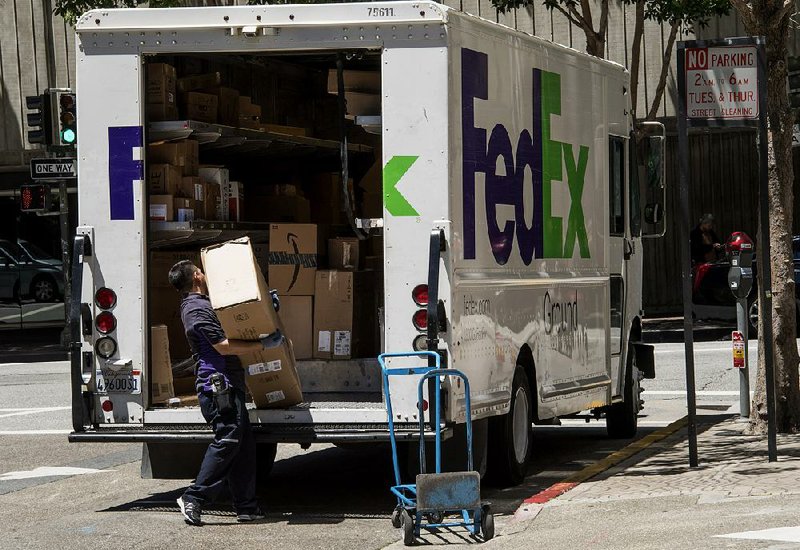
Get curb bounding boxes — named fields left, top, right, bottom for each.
left=511, top=415, right=689, bottom=522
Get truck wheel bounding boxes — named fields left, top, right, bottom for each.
left=488, top=366, right=533, bottom=486
left=256, top=442, right=278, bottom=484
left=606, top=348, right=641, bottom=439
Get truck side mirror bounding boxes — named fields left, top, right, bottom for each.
left=637, top=122, right=666, bottom=238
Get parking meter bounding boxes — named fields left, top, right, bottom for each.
left=727, top=232, right=754, bottom=299
left=725, top=231, right=754, bottom=419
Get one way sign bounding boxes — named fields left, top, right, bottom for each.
left=30, top=158, right=76, bottom=180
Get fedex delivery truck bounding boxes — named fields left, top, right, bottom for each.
left=68, top=1, right=666, bottom=484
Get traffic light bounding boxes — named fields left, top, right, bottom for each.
left=54, top=90, right=77, bottom=146
left=19, top=184, right=50, bottom=212
left=25, top=94, right=52, bottom=146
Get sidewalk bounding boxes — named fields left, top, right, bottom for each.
left=497, top=416, right=800, bottom=549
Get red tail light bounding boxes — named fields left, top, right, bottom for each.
left=413, top=309, right=428, bottom=331
left=412, top=284, right=429, bottom=306
left=96, top=311, right=117, bottom=334
left=95, top=287, right=117, bottom=309
left=101, top=400, right=114, bottom=412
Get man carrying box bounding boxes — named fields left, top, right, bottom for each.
left=168, top=260, right=282, bottom=526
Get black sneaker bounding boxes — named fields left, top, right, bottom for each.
left=177, top=496, right=202, bottom=526
left=237, top=509, right=266, bottom=522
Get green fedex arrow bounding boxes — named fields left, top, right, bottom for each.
left=383, top=155, right=419, bottom=216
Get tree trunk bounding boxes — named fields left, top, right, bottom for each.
left=628, top=0, right=645, bottom=118
left=646, top=22, right=679, bottom=121
left=734, top=0, right=800, bottom=434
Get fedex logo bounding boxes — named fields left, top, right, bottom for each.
left=461, top=48, right=591, bottom=265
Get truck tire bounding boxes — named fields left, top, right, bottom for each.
left=606, top=347, right=641, bottom=439
left=487, top=366, right=533, bottom=486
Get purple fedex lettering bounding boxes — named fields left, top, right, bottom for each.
left=108, top=126, right=143, bottom=220
left=461, top=48, right=544, bottom=265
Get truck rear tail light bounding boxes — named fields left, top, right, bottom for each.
left=412, top=334, right=428, bottom=351
left=412, top=309, right=427, bottom=331
left=101, top=399, right=114, bottom=412
left=412, top=284, right=429, bottom=306
left=95, top=337, right=117, bottom=359
left=95, top=311, right=116, bottom=334
left=95, top=287, right=117, bottom=309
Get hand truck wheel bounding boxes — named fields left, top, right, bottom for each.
left=391, top=505, right=403, bottom=528
left=400, top=509, right=415, bottom=546
left=480, top=505, right=495, bottom=541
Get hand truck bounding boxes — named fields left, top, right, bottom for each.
left=379, top=351, right=494, bottom=546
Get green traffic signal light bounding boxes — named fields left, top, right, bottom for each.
left=62, top=128, right=76, bottom=144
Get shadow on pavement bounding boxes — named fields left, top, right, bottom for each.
left=0, top=328, right=66, bottom=363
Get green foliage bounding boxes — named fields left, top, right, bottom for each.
left=493, top=0, right=731, bottom=25
left=54, top=0, right=181, bottom=25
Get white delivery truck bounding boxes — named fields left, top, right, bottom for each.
left=68, top=1, right=666, bottom=484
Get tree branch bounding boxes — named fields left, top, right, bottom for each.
left=646, top=21, right=679, bottom=121
left=598, top=0, right=609, bottom=39
left=552, top=2, right=585, bottom=28
left=629, top=0, right=645, bottom=119
left=729, top=0, right=758, bottom=34
left=579, top=0, right=595, bottom=32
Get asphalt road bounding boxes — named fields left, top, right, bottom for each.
left=0, top=341, right=744, bottom=549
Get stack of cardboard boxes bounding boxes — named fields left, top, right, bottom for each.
left=202, top=237, right=303, bottom=408
left=148, top=140, right=203, bottom=222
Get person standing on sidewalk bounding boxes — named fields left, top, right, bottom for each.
left=168, top=260, right=283, bottom=526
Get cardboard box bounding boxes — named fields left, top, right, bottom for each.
left=201, top=237, right=284, bottom=339
left=266, top=184, right=298, bottom=197
left=174, top=197, right=195, bottom=222
left=345, top=92, right=380, bottom=117
left=180, top=176, right=205, bottom=201
left=150, top=194, right=174, bottom=221
left=224, top=181, right=244, bottom=222
left=180, top=92, right=218, bottom=124
left=204, top=181, right=220, bottom=221
left=178, top=72, right=222, bottom=93
left=147, top=63, right=177, bottom=105
left=241, top=340, right=303, bottom=409
left=201, top=87, right=240, bottom=127
left=328, top=237, right=361, bottom=271
left=199, top=167, right=230, bottom=220
left=149, top=250, right=201, bottom=288
left=148, top=103, right=179, bottom=122
left=172, top=375, right=196, bottom=396
left=239, top=97, right=262, bottom=117
left=148, top=164, right=182, bottom=195
left=358, top=160, right=382, bottom=194
left=149, top=140, right=199, bottom=176
left=150, top=324, right=175, bottom=405
left=149, top=286, right=191, bottom=361
left=268, top=224, right=318, bottom=296
left=327, top=69, right=380, bottom=94
left=246, top=195, right=310, bottom=223
left=313, top=270, right=376, bottom=360
left=281, top=295, right=313, bottom=360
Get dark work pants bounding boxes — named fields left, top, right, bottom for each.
left=182, top=388, right=258, bottom=513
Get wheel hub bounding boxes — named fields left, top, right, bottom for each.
left=512, top=386, right=529, bottom=463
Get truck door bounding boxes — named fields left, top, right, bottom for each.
left=608, top=135, right=629, bottom=395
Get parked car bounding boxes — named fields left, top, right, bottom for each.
left=692, top=235, right=800, bottom=330
left=0, top=239, right=65, bottom=303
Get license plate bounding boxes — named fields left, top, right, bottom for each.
left=96, top=369, right=141, bottom=394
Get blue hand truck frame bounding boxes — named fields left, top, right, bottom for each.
left=379, top=350, right=494, bottom=545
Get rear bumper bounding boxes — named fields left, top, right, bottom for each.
left=69, top=423, right=454, bottom=444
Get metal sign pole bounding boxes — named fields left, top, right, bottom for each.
left=676, top=43, right=700, bottom=468
left=756, top=40, right=778, bottom=462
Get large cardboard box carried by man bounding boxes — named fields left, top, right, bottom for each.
left=201, top=237, right=302, bottom=408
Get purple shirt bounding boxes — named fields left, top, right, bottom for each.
left=179, top=293, right=245, bottom=393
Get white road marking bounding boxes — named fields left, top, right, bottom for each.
left=717, top=526, right=800, bottom=543
left=645, top=390, right=751, bottom=396
left=0, top=466, right=109, bottom=481
left=0, top=430, right=71, bottom=435
left=0, top=407, right=71, bottom=419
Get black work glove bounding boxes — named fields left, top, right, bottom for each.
left=269, top=289, right=280, bottom=312
left=259, top=329, right=284, bottom=349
